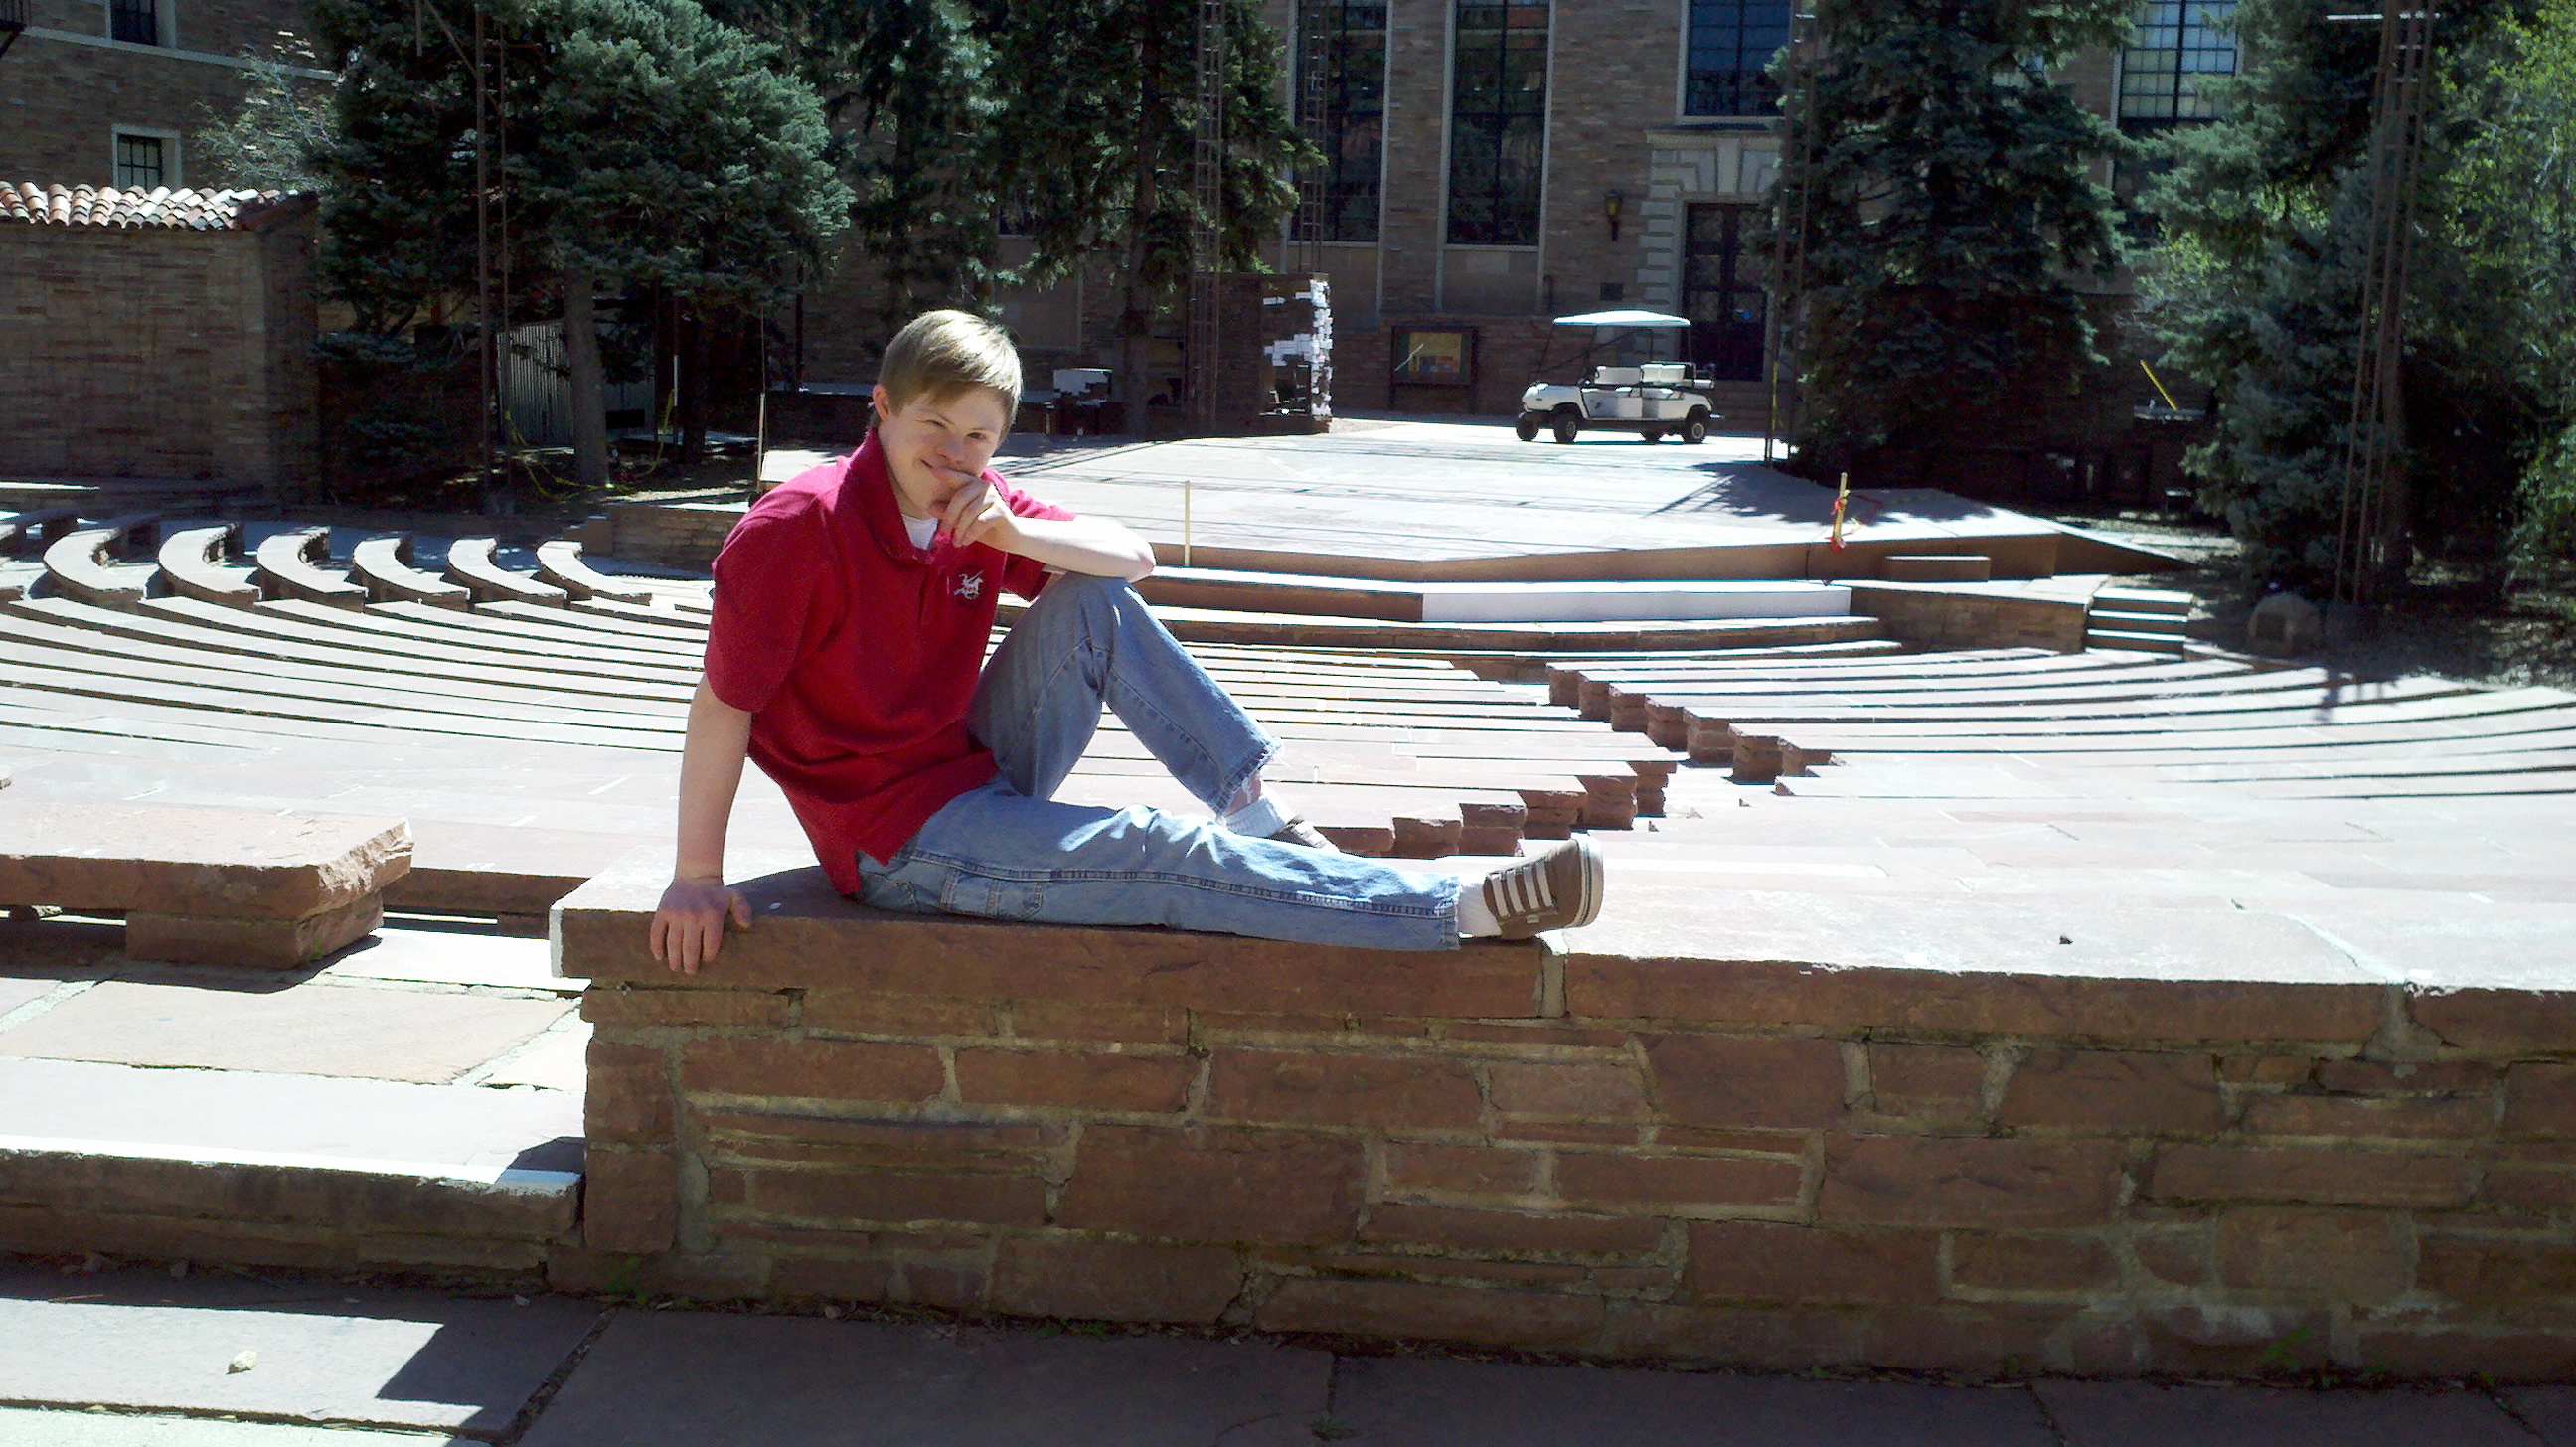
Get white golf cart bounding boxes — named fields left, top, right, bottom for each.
left=1515, top=310, right=1719, bottom=445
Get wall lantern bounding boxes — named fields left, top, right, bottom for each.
left=1604, top=190, right=1625, bottom=242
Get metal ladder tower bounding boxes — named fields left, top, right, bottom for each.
left=2332, top=0, right=2436, bottom=608
left=1185, top=0, right=1228, bottom=436
left=1291, top=0, right=1331, bottom=277
left=1762, top=5, right=1819, bottom=466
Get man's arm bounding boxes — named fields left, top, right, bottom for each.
left=651, top=679, right=755, bottom=974
left=945, top=483, right=1156, bottom=580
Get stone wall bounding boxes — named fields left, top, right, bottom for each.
left=1846, top=580, right=2091, bottom=653
left=0, top=196, right=319, bottom=490
left=607, top=500, right=745, bottom=571
left=556, top=864, right=2576, bottom=1381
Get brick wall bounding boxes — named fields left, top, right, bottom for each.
left=0, top=197, right=319, bottom=490
left=556, top=871, right=2576, bottom=1381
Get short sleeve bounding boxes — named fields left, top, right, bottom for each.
left=705, top=498, right=832, bottom=714
left=992, top=475, right=1077, bottom=600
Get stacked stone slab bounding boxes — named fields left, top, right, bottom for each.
left=0, top=802, right=409, bottom=966
left=554, top=858, right=2576, bottom=1381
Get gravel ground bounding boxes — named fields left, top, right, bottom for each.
left=2062, top=511, right=2576, bottom=691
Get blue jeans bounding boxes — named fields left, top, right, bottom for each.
left=851, top=573, right=1461, bottom=951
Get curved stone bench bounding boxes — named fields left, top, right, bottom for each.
left=157, top=524, right=262, bottom=607
left=352, top=534, right=472, bottom=609
left=447, top=537, right=568, bottom=608
left=1, top=507, right=81, bottom=557
left=253, top=527, right=368, bottom=609
left=0, top=801, right=409, bottom=966
left=536, top=539, right=654, bottom=604
left=40, top=514, right=160, bottom=608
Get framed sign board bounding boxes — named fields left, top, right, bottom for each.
left=1392, top=328, right=1476, bottom=387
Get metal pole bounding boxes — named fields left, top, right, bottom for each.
left=2332, top=0, right=2433, bottom=607
left=1186, top=0, right=1227, bottom=436
left=471, top=0, right=496, bottom=494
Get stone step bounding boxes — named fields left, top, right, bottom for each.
left=2087, top=608, right=2189, bottom=635
left=0, top=1055, right=579, bottom=1276
left=2085, top=627, right=2189, bottom=655
left=2093, top=585, right=2193, bottom=615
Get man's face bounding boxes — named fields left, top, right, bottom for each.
left=872, top=384, right=1011, bottom=520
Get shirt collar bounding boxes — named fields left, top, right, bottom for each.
left=846, top=433, right=924, bottom=566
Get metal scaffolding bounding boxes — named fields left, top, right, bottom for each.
left=1185, top=0, right=1227, bottom=435
left=1763, top=6, right=1819, bottom=466
left=2332, top=0, right=2436, bottom=607
left=1290, top=0, right=1331, bottom=277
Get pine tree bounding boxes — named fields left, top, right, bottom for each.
left=309, top=0, right=850, bottom=480
left=2134, top=0, right=2558, bottom=589
left=1772, top=0, right=2135, bottom=486
left=981, top=0, right=1315, bottom=395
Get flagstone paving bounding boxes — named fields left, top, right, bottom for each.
left=3, top=1263, right=2565, bottom=1445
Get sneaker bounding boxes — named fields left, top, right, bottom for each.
left=1480, top=836, right=1606, bottom=939
left=1263, top=815, right=1340, bottom=852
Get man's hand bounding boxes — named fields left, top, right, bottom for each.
left=941, top=476, right=1026, bottom=554
left=652, top=876, right=751, bottom=975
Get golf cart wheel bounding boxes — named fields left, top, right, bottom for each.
left=1640, top=427, right=1665, bottom=444
left=1682, top=410, right=1710, bottom=444
left=1550, top=409, right=1580, bottom=443
left=1515, top=412, right=1541, bottom=442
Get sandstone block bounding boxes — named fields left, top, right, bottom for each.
left=2414, top=1238, right=2576, bottom=1304
left=1553, top=1151, right=1803, bottom=1211
left=1950, top=1233, right=2117, bottom=1293
left=730, top=1167, right=1046, bottom=1229
left=1206, top=1048, right=1481, bottom=1130
left=2504, top=1063, right=2576, bottom=1138
left=1643, top=1033, right=1846, bottom=1129
left=126, top=895, right=384, bottom=969
left=679, top=1037, right=943, bottom=1104
left=1819, top=1137, right=2122, bottom=1228
left=955, top=1047, right=1197, bottom=1113
left=1687, top=1220, right=1938, bottom=1303
left=584, top=1149, right=680, bottom=1255
left=1487, top=1060, right=1650, bottom=1119
left=990, top=1238, right=1242, bottom=1323
left=584, top=1041, right=675, bottom=1145
left=1998, top=1049, right=2222, bottom=1134
left=2241, top=1094, right=2493, bottom=1141
left=1384, top=1143, right=1542, bottom=1197
left=580, top=986, right=795, bottom=1030
left=2215, top=1207, right=2410, bottom=1302
left=1360, top=1203, right=1661, bottom=1256
left=0, top=803, right=408, bottom=919
left=2146, top=1145, right=2475, bottom=1208
left=1054, top=1125, right=1365, bottom=1245
left=1868, top=1044, right=1987, bottom=1119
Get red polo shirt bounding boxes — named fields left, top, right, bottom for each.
left=704, top=434, right=1072, bottom=890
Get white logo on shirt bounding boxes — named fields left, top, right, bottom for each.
left=953, top=571, right=985, bottom=603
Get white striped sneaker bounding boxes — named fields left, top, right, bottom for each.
left=1479, top=836, right=1606, bottom=940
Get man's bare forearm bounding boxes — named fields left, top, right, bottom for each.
left=676, top=679, right=754, bottom=880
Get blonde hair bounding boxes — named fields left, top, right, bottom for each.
left=877, top=309, right=1022, bottom=421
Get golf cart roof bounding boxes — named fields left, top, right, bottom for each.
left=1550, top=309, right=1692, bottom=329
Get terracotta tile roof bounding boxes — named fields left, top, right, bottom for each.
left=0, top=182, right=299, bottom=231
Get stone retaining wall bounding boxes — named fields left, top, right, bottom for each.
left=607, top=500, right=744, bottom=570
left=557, top=866, right=2576, bottom=1380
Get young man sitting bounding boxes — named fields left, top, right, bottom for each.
left=651, top=310, right=1605, bottom=972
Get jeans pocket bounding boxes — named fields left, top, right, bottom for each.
left=940, top=872, right=1046, bottom=921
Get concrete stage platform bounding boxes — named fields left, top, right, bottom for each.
left=997, top=419, right=2179, bottom=583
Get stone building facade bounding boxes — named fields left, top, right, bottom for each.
left=963, top=0, right=2211, bottom=451
left=0, top=0, right=325, bottom=190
